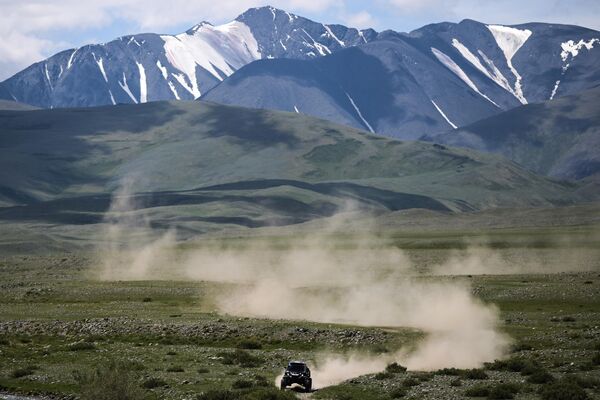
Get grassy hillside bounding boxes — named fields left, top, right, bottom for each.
left=0, top=100, right=584, bottom=241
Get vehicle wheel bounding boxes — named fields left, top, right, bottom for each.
left=280, top=382, right=286, bottom=390
left=305, top=381, right=312, bottom=392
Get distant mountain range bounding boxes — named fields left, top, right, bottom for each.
left=204, top=19, right=600, bottom=139
left=0, top=7, right=375, bottom=108
left=1, top=7, right=599, bottom=139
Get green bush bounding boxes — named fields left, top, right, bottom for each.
left=68, top=341, right=96, bottom=351
left=435, top=367, right=463, bottom=376
left=75, top=362, right=145, bottom=400
left=402, top=377, right=420, bottom=387
left=11, top=366, right=37, bottom=378
left=527, top=370, right=555, bottom=384
left=464, top=384, right=489, bottom=397
left=141, top=377, right=168, bottom=389
left=243, top=388, right=298, bottom=400
left=450, top=378, right=462, bottom=387
left=166, top=365, right=184, bottom=372
left=511, top=342, right=533, bottom=352
left=389, top=388, right=406, bottom=398
left=232, top=379, right=254, bottom=389
left=196, top=390, right=237, bottom=400
left=238, top=339, right=263, bottom=350
left=385, top=363, right=407, bottom=374
left=539, top=378, right=590, bottom=400
left=465, top=383, right=520, bottom=399
left=464, top=369, right=488, bottom=380
left=488, top=383, right=520, bottom=400
left=592, top=353, right=600, bottom=365
left=485, top=357, right=536, bottom=373
left=217, top=349, right=263, bottom=368
left=375, top=372, right=393, bottom=380
left=197, top=368, right=210, bottom=374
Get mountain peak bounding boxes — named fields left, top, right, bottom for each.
left=186, top=21, right=214, bottom=35
left=236, top=5, right=300, bottom=24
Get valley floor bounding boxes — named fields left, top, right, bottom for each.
left=0, top=220, right=599, bottom=400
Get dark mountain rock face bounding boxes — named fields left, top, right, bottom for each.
left=424, top=86, right=600, bottom=181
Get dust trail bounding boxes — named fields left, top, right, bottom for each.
left=96, top=178, right=176, bottom=280
left=96, top=191, right=512, bottom=387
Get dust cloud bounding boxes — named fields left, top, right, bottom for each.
left=96, top=185, right=515, bottom=387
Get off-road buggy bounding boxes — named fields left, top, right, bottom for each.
left=280, top=361, right=312, bottom=392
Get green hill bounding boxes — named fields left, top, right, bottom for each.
left=0, top=100, right=583, bottom=239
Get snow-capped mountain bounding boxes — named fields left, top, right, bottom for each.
left=1, top=8, right=599, bottom=140
left=0, top=6, right=376, bottom=108
left=204, top=19, right=600, bottom=139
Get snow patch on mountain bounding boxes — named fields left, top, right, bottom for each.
left=346, top=93, right=374, bottom=133
left=67, top=48, right=78, bottom=69
left=119, top=73, right=138, bottom=104
left=44, top=63, right=53, bottom=90
left=136, top=62, right=147, bottom=103
left=161, top=21, right=260, bottom=98
left=431, top=100, right=457, bottom=129
left=486, top=25, right=532, bottom=104
left=156, top=60, right=168, bottom=79
left=549, top=38, right=599, bottom=99
left=561, top=38, right=599, bottom=62
left=93, top=54, right=108, bottom=83
left=451, top=38, right=522, bottom=101
left=550, top=80, right=561, bottom=100
left=432, top=47, right=500, bottom=107
left=324, top=25, right=345, bottom=46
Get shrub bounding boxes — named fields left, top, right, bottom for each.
left=11, top=366, right=36, bottom=378
left=485, top=357, right=535, bottom=373
left=487, top=383, right=520, bottom=400
left=243, top=388, right=298, bottom=400
left=75, top=362, right=145, bottom=400
left=511, top=342, right=533, bottom=352
left=386, top=362, right=407, bottom=374
left=232, top=379, right=254, bottom=389
left=464, top=369, right=488, bottom=380
left=197, top=368, right=210, bottom=374
left=539, top=379, right=590, bottom=400
left=217, top=349, right=263, bottom=368
left=166, top=365, right=184, bottom=372
left=166, top=351, right=177, bottom=356
left=464, top=384, right=489, bottom=397
left=435, top=367, right=463, bottom=376
left=450, top=378, right=462, bottom=387
left=402, top=377, right=420, bottom=387
left=196, top=390, right=237, bottom=400
left=527, top=370, right=555, bottom=384
left=375, top=372, right=393, bottom=380
left=68, top=341, right=96, bottom=351
left=253, top=375, right=270, bottom=387
left=390, top=388, right=406, bottom=398
left=238, top=339, right=263, bottom=350
left=142, top=297, right=152, bottom=302
left=141, top=377, right=168, bottom=389
left=0, top=337, right=10, bottom=346
left=592, top=353, right=600, bottom=365
left=417, top=372, right=434, bottom=381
